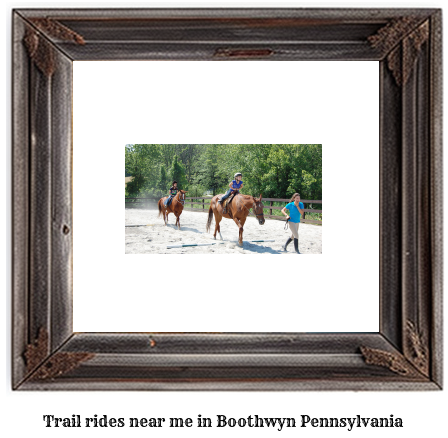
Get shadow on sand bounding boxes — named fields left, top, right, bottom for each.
left=178, top=226, right=203, bottom=234
left=209, top=240, right=282, bottom=254
left=162, top=224, right=286, bottom=254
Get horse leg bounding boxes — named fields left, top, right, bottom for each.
left=216, top=206, right=225, bottom=240
left=160, top=203, right=166, bottom=225
left=232, top=217, right=244, bottom=246
left=176, top=214, right=180, bottom=230
left=213, top=211, right=222, bottom=240
left=164, top=201, right=169, bottom=221
left=238, top=216, right=247, bottom=246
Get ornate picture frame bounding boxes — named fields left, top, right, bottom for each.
left=12, top=8, right=442, bottom=390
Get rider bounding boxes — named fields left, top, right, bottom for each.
left=218, top=173, right=243, bottom=205
left=164, top=181, right=180, bottom=208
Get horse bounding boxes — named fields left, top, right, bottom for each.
left=206, top=193, right=265, bottom=246
left=158, top=190, right=187, bottom=229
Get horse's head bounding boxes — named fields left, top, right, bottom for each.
left=253, top=194, right=265, bottom=225
left=177, top=190, right=187, bottom=205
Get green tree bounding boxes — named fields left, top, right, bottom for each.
left=177, top=144, right=200, bottom=184
left=158, top=165, right=169, bottom=192
left=286, top=144, right=322, bottom=200
left=125, top=144, right=161, bottom=196
left=125, top=144, right=322, bottom=203
left=194, top=145, right=227, bottom=195
left=169, top=155, right=188, bottom=189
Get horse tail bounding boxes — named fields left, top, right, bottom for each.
left=206, top=203, right=214, bottom=233
left=158, top=200, right=163, bottom=218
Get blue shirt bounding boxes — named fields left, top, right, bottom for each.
left=231, top=180, right=243, bottom=191
left=285, top=202, right=304, bottom=223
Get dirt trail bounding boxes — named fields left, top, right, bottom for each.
left=125, top=208, right=322, bottom=255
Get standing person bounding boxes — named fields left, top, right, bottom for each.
left=164, top=181, right=180, bottom=208
left=281, top=193, right=305, bottom=254
left=218, top=172, right=243, bottom=204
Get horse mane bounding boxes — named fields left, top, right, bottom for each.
left=239, top=194, right=260, bottom=202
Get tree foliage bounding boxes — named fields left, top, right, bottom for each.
left=125, top=144, right=322, bottom=201
left=169, top=155, right=188, bottom=188
left=193, top=145, right=228, bottom=196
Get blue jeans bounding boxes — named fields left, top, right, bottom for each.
left=165, top=196, right=173, bottom=206
left=220, top=189, right=237, bottom=202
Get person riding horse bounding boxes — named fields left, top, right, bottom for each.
left=218, top=173, right=243, bottom=205
left=164, top=181, right=180, bottom=208
left=158, top=187, right=187, bottom=229
left=208, top=173, right=265, bottom=246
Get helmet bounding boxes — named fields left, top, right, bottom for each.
left=234, top=173, right=242, bottom=178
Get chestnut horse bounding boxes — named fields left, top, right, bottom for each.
left=206, top=193, right=265, bottom=246
left=158, top=190, right=187, bottom=229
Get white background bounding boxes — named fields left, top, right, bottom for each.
left=2, top=1, right=446, bottom=438
left=73, top=60, right=379, bottom=333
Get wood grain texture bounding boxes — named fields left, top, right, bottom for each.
left=379, top=59, right=402, bottom=350
left=12, top=13, right=30, bottom=388
left=401, top=31, right=432, bottom=377
left=429, top=9, right=443, bottom=389
left=50, top=49, right=73, bottom=350
left=29, top=55, right=52, bottom=347
left=360, top=346, right=423, bottom=378
left=12, top=7, right=442, bottom=391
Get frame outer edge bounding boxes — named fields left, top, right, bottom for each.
left=12, top=11, right=30, bottom=388
left=18, top=380, right=441, bottom=392
left=412, top=21, right=431, bottom=378
left=400, top=20, right=437, bottom=377
left=14, top=7, right=439, bottom=20
left=429, top=10, right=443, bottom=388
left=12, top=7, right=442, bottom=391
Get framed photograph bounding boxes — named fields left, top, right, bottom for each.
left=12, top=8, right=442, bottom=390
left=123, top=144, right=323, bottom=254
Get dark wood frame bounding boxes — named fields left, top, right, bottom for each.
left=12, top=8, right=442, bottom=390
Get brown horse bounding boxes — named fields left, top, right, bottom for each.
left=206, top=193, right=265, bottom=246
left=158, top=190, right=187, bottom=229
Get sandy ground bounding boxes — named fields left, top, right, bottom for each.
left=125, top=207, right=322, bottom=254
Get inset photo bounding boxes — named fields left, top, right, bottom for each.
left=125, top=144, right=322, bottom=254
